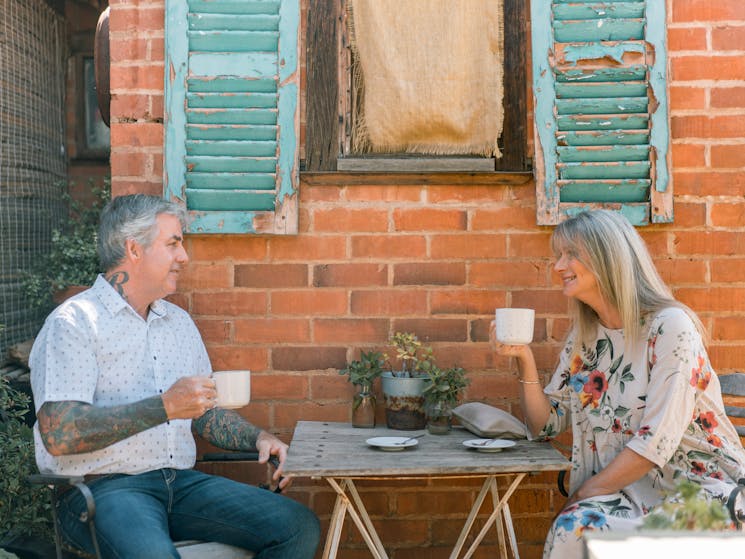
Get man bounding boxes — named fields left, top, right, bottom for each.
left=30, top=194, right=320, bottom=559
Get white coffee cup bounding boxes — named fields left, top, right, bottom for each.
left=212, top=370, right=251, bottom=409
left=495, top=308, right=535, bottom=345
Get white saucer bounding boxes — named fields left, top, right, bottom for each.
left=462, top=439, right=516, bottom=453
left=366, top=436, right=419, bottom=451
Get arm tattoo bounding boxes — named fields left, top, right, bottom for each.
left=192, top=408, right=262, bottom=451
left=106, top=271, right=129, bottom=297
left=37, top=398, right=168, bottom=455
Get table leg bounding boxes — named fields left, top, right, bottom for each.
left=461, top=473, right=526, bottom=559
left=450, top=476, right=494, bottom=559
left=324, top=478, right=389, bottom=559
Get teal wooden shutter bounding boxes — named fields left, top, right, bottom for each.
left=164, top=0, right=299, bottom=234
left=532, top=0, right=671, bottom=226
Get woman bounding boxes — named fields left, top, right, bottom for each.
left=491, top=210, right=745, bottom=558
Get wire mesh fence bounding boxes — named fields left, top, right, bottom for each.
left=0, top=0, right=67, bottom=359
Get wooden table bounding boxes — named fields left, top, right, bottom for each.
left=283, top=421, right=571, bottom=559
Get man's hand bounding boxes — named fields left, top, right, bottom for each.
left=256, top=431, right=291, bottom=490
left=161, top=376, right=217, bottom=420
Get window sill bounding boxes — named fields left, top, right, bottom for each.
left=300, top=170, right=534, bottom=187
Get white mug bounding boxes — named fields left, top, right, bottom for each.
left=212, top=370, right=251, bottom=409
left=495, top=308, right=535, bottom=345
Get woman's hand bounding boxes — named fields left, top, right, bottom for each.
left=489, top=321, right=534, bottom=361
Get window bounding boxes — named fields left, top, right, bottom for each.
left=304, top=0, right=530, bottom=174
left=531, top=0, right=671, bottom=225
left=164, top=0, right=300, bottom=234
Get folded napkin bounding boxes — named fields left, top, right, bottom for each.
left=452, top=402, right=528, bottom=439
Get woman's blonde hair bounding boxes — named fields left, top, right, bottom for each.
left=551, top=210, right=704, bottom=348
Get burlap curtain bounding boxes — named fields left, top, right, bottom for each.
left=349, top=0, right=504, bottom=157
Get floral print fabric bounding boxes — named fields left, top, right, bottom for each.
left=540, top=307, right=745, bottom=558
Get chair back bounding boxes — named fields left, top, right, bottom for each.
left=720, top=372, right=745, bottom=446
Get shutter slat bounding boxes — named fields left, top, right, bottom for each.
left=553, top=19, right=644, bottom=42
left=187, top=109, right=277, bottom=125
left=562, top=203, right=650, bottom=226
left=186, top=156, right=277, bottom=173
left=559, top=179, right=650, bottom=203
left=557, top=145, right=649, bottom=163
left=557, top=130, right=649, bottom=146
left=189, top=52, right=276, bottom=77
left=187, top=125, right=277, bottom=141
left=187, top=172, right=276, bottom=190
left=553, top=2, right=645, bottom=20
left=556, top=97, right=648, bottom=115
left=185, top=189, right=275, bottom=211
left=187, top=77, right=276, bottom=93
left=555, top=83, right=647, bottom=98
left=557, top=115, right=649, bottom=131
left=188, top=14, right=279, bottom=31
left=188, top=92, right=277, bottom=109
left=187, top=0, right=280, bottom=15
left=556, top=65, right=647, bottom=83
left=189, top=31, right=278, bottom=52
left=186, top=140, right=277, bottom=157
left=558, top=161, right=650, bottom=180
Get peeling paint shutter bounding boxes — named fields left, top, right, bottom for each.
left=532, top=0, right=671, bottom=226
left=164, top=0, right=299, bottom=234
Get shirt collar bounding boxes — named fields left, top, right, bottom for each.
left=92, top=274, right=168, bottom=321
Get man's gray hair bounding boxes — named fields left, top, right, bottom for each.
left=98, top=194, right=187, bottom=271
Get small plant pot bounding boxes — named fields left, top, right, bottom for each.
left=381, top=372, right=429, bottom=430
left=352, top=385, right=376, bottom=428
left=426, top=402, right=453, bottom=435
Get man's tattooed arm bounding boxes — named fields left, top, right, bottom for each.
left=37, top=398, right=168, bottom=456
left=192, top=408, right=262, bottom=451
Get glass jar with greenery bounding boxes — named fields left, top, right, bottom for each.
left=339, top=350, right=385, bottom=428
left=422, top=365, right=469, bottom=434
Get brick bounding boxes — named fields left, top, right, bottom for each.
left=194, top=319, right=231, bottom=344
left=430, top=289, right=503, bottom=315
left=675, top=287, right=745, bottom=312
left=673, top=1, right=745, bottom=22
left=433, top=344, right=496, bottom=370
left=234, top=318, right=310, bottom=343
left=268, top=236, right=346, bottom=260
left=672, top=143, right=706, bottom=168
left=430, top=234, right=508, bottom=259
left=674, top=171, right=745, bottom=196
left=179, top=263, right=232, bottom=289
left=111, top=94, right=156, bottom=121
left=673, top=231, right=745, bottom=256
left=712, top=317, right=745, bottom=341
left=668, top=27, right=708, bottom=51
left=235, top=264, right=308, bottom=287
left=471, top=206, right=537, bottom=231
left=271, top=346, right=348, bottom=371
left=427, top=185, right=507, bottom=204
left=712, top=27, right=745, bottom=51
left=206, top=345, right=268, bottom=372
left=251, top=373, right=309, bottom=400
left=110, top=151, right=148, bottom=177
left=193, top=291, right=266, bottom=316
left=397, top=491, right=473, bottom=515
left=392, top=319, right=468, bottom=342
left=668, top=201, right=706, bottom=228
left=711, top=202, right=745, bottom=227
left=508, top=233, right=554, bottom=258
left=298, top=184, right=342, bottom=202
left=351, top=235, right=427, bottom=259
left=111, top=122, right=163, bottom=147
left=343, top=185, right=422, bottom=202
left=711, top=87, right=745, bottom=109
left=393, top=208, right=467, bottom=231
left=671, top=115, right=745, bottom=139
left=393, top=262, right=466, bottom=286
left=313, top=318, right=390, bottom=343
left=512, top=290, right=567, bottom=315
left=273, top=401, right=349, bottom=429
left=109, top=6, right=165, bottom=32
left=110, top=63, right=165, bottom=91
left=711, top=145, right=745, bottom=168
left=313, top=263, right=388, bottom=287
left=313, top=208, right=388, bottom=232
left=350, top=290, right=428, bottom=316
left=708, top=345, right=745, bottom=371
left=711, top=259, right=745, bottom=282
left=309, top=373, right=357, bottom=401
left=110, top=37, right=150, bottom=62
left=270, top=290, right=348, bottom=315
left=470, top=262, right=552, bottom=288
left=654, top=258, right=707, bottom=284
left=189, top=236, right=267, bottom=261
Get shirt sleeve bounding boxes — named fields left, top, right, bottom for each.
left=30, top=310, right=99, bottom=412
left=626, top=308, right=701, bottom=468
left=536, top=337, right=576, bottom=439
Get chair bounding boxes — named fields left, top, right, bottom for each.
left=29, top=452, right=282, bottom=559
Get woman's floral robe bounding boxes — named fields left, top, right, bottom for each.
left=540, top=307, right=745, bottom=558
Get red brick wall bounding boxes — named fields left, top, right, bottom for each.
left=108, top=1, right=745, bottom=556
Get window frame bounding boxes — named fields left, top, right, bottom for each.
left=304, top=0, right=530, bottom=175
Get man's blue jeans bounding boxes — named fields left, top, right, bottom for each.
left=57, top=468, right=320, bottom=559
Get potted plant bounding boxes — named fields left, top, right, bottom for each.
left=422, top=365, right=469, bottom=434
left=339, top=350, right=385, bottom=428
left=22, top=183, right=110, bottom=315
left=381, top=332, right=438, bottom=430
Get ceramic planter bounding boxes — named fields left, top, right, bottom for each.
left=381, top=372, right=430, bottom=430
